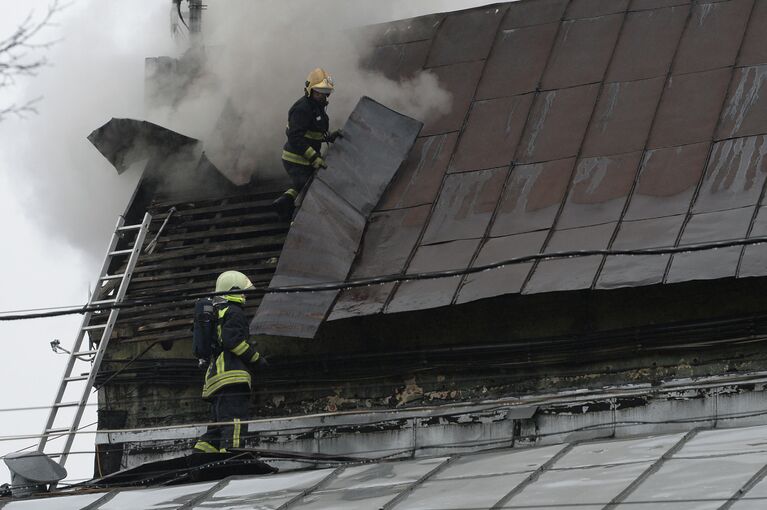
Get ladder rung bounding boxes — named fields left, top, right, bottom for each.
left=46, top=427, right=71, bottom=434
left=100, top=274, right=125, bottom=281
left=117, top=224, right=142, bottom=232
left=74, top=350, right=98, bottom=356
left=54, top=402, right=80, bottom=408
left=108, top=249, right=134, bottom=256
left=64, top=375, right=89, bottom=382
left=90, top=299, right=116, bottom=305
left=82, top=324, right=106, bottom=331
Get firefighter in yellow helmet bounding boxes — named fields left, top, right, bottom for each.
left=273, top=68, right=343, bottom=220
left=193, top=271, right=262, bottom=454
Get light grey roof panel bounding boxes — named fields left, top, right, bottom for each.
left=99, top=482, right=216, bottom=510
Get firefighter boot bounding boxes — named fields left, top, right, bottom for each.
left=272, top=189, right=297, bottom=222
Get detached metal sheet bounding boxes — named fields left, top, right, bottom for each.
left=251, top=97, right=421, bottom=338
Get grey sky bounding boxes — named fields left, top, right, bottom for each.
left=0, top=0, right=498, bottom=484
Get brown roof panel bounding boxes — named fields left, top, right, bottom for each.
left=253, top=291, right=340, bottom=339
left=385, top=239, right=480, bottom=313
left=348, top=206, right=431, bottom=278
left=518, top=84, right=601, bottom=163
left=420, top=61, right=485, bottom=136
left=557, top=152, right=642, bottom=229
left=738, top=0, right=767, bottom=66
left=362, top=41, right=431, bottom=82
left=581, top=78, right=665, bottom=157
left=672, top=0, right=752, bottom=75
left=503, top=0, right=568, bottom=28
left=491, top=158, right=574, bottom=236
left=456, top=231, right=547, bottom=304
left=648, top=68, right=731, bottom=149
left=378, top=133, right=459, bottom=210
left=367, top=13, right=444, bottom=45
left=449, top=94, right=534, bottom=173
left=717, top=65, right=767, bottom=140
left=630, top=0, right=690, bottom=10
left=426, top=5, right=508, bottom=67
left=422, top=167, right=509, bottom=244
left=476, top=22, right=559, bottom=100
left=607, top=5, right=689, bottom=82
left=565, top=0, right=630, bottom=19
left=541, top=14, right=624, bottom=90
left=596, top=215, right=685, bottom=288
left=625, top=143, right=710, bottom=220
left=692, top=136, right=767, bottom=214
left=524, top=222, right=617, bottom=293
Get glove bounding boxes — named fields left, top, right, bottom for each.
left=311, top=155, right=327, bottom=170
left=325, top=129, right=344, bottom=143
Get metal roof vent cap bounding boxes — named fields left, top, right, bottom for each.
left=3, top=452, right=67, bottom=498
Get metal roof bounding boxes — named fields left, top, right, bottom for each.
left=319, top=0, right=767, bottom=323
left=10, top=423, right=767, bottom=508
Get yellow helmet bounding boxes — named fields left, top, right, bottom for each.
left=305, top=68, right=334, bottom=96
left=215, top=271, right=254, bottom=304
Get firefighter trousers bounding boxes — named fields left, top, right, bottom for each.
left=193, top=384, right=249, bottom=453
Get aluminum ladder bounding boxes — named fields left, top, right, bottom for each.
left=37, top=212, right=152, bottom=468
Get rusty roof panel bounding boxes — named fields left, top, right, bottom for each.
left=491, top=158, right=574, bottom=236
left=386, top=239, right=480, bottom=313
left=450, top=94, right=534, bottom=173
left=456, top=231, right=547, bottom=304
left=426, top=5, right=507, bottom=67
left=630, top=0, right=690, bottom=10
left=670, top=207, right=755, bottom=284
left=717, top=66, right=767, bottom=140
left=524, top=223, right=617, bottom=293
left=378, top=133, right=459, bottom=211
left=739, top=0, right=767, bottom=66
left=422, top=167, right=509, bottom=244
left=625, top=143, right=710, bottom=220
left=519, top=84, right=601, bottom=164
left=648, top=68, right=731, bottom=149
left=582, top=78, right=665, bottom=157
left=477, top=23, right=559, bottom=100
left=503, top=0, right=568, bottom=28
left=558, top=152, right=642, bottom=229
left=421, top=61, right=485, bottom=137
left=327, top=283, right=396, bottom=321
left=565, top=0, right=630, bottom=19
left=739, top=206, right=767, bottom=277
left=541, top=15, right=624, bottom=90
left=349, top=206, right=431, bottom=278
left=693, top=136, right=767, bottom=214
left=368, top=13, right=444, bottom=45
left=607, top=6, right=689, bottom=82
left=362, top=41, right=431, bottom=82
left=673, top=0, right=752, bottom=75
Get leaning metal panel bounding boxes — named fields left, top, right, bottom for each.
left=251, top=97, right=422, bottom=338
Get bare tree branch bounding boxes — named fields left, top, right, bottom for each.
left=0, top=1, right=66, bottom=121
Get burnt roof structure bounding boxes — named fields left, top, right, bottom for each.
left=251, top=0, right=767, bottom=337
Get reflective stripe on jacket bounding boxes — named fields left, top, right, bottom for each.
left=201, top=303, right=260, bottom=399
left=282, top=95, right=329, bottom=166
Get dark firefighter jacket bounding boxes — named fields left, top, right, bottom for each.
left=282, top=95, right=329, bottom=166
left=202, top=302, right=260, bottom=399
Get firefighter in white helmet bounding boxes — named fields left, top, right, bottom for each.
left=193, top=271, right=261, bottom=454
left=273, top=68, right=343, bottom=220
